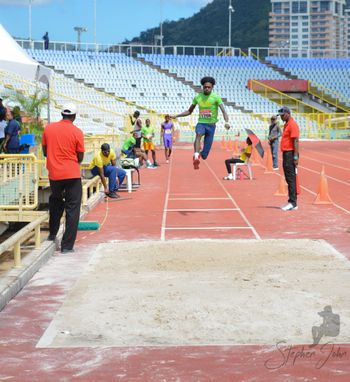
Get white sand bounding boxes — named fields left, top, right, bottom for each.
left=37, top=239, right=350, bottom=347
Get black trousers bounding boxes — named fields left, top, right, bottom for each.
left=225, top=158, right=244, bottom=173
left=282, top=151, right=297, bottom=207
left=49, top=178, right=82, bottom=250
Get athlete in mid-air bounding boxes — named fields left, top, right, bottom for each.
left=171, top=76, right=230, bottom=169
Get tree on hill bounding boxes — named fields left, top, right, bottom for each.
left=124, top=0, right=270, bottom=48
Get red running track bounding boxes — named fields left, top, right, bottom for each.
left=0, top=140, right=349, bottom=381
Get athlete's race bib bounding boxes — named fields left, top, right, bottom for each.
left=200, top=109, right=212, bottom=119
left=164, top=129, right=172, bottom=134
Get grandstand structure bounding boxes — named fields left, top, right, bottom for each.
left=4, top=44, right=345, bottom=140
left=0, top=38, right=349, bottom=140
left=1, top=41, right=350, bottom=218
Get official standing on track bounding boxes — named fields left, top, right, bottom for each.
left=278, top=106, right=300, bottom=211
left=42, top=103, right=85, bottom=253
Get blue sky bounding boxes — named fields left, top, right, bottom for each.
left=0, top=0, right=211, bottom=45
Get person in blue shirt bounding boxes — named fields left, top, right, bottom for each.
left=3, top=110, right=21, bottom=153
left=43, top=32, right=49, bottom=50
left=0, top=109, right=7, bottom=153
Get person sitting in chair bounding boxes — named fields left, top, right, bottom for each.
left=121, top=131, right=153, bottom=168
left=88, top=143, right=126, bottom=199
left=223, top=137, right=252, bottom=180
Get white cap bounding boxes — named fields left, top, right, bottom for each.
left=61, top=103, right=77, bottom=116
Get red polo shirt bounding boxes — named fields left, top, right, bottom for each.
left=280, top=117, right=299, bottom=152
left=42, top=119, right=85, bottom=180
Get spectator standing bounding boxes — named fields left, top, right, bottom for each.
left=13, top=106, right=22, bottom=127
left=278, top=106, right=300, bottom=211
left=43, top=32, right=49, bottom=50
left=3, top=110, right=21, bottom=153
left=142, top=118, right=158, bottom=167
left=0, top=109, right=7, bottom=152
left=88, top=143, right=126, bottom=199
left=0, top=98, right=6, bottom=115
left=42, top=103, right=85, bottom=253
left=268, top=115, right=282, bottom=169
left=129, top=110, right=142, bottom=149
left=160, top=114, right=173, bottom=163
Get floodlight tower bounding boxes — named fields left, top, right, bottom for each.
left=74, top=26, right=87, bottom=50
left=228, top=0, right=235, bottom=47
left=28, top=0, right=33, bottom=46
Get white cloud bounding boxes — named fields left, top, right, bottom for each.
left=0, top=0, right=51, bottom=5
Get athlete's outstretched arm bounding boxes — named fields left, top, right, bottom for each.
left=171, top=104, right=196, bottom=119
left=219, top=104, right=230, bottom=130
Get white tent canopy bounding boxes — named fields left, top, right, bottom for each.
left=0, top=24, right=51, bottom=85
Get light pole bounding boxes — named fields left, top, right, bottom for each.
left=228, top=0, right=235, bottom=47
left=28, top=0, right=32, bottom=46
left=74, top=26, right=87, bottom=51
left=93, top=0, right=97, bottom=47
left=160, top=0, right=164, bottom=51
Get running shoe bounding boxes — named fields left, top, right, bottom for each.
left=281, top=203, right=298, bottom=211
left=193, top=156, right=200, bottom=170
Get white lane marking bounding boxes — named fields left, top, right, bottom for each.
left=298, top=165, right=350, bottom=187
left=301, top=155, right=350, bottom=172
left=204, top=161, right=261, bottom=240
left=160, top=157, right=173, bottom=241
left=166, top=208, right=239, bottom=212
left=299, top=185, right=350, bottom=215
left=165, top=226, right=252, bottom=230
left=169, top=197, right=231, bottom=200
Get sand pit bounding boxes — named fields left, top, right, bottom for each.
left=37, top=239, right=350, bottom=347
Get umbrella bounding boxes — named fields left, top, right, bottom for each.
left=244, top=128, right=264, bottom=158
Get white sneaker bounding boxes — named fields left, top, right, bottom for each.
left=281, top=203, right=298, bottom=211
left=223, top=174, right=233, bottom=180
left=273, top=167, right=279, bottom=170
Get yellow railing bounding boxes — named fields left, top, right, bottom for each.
left=249, top=79, right=325, bottom=114
left=307, top=81, right=350, bottom=113
left=0, top=212, right=48, bottom=268
left=0, top=154, right=39, bottom=210
left=82, top=176, right=102, bottom=208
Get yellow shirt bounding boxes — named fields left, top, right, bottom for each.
left=88, top=149, right=116, bottom=169
left=239, top=145, right=252, bottom=162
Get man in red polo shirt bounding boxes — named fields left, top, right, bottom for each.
left=278, top=106, right=299, bottom=211
left=42, top=103, right=85, bottom=253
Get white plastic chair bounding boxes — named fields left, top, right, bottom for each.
left=232, top=160, right=253, bottom=181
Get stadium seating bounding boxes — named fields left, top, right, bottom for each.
left=139, top=54, right=286, bottom=114
left=267, top=57, right=350, bottom=107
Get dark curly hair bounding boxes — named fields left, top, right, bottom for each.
left=200, top=76, right=216, bottom=86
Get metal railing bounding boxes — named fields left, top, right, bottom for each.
left=16, top=39, right=242, bottom=57
left=0, top=154, right=39, bottom=210
left=249, top=79, right=325, bottom=114
left=0, top=212, right=48, bottom=268
left=248, top=47, right=350, bottom=60
left=307, top=82, right=350, bottom=113
left=15, top=39, right=349, bottom=58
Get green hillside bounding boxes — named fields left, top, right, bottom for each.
left=125, top=0, right=270, bottom=48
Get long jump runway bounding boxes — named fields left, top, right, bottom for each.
left=0, top=142, right=350, bottom=381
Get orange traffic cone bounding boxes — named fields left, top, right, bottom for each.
left=264, top=149, right=274, bottom=174
left=314, top=166, right=333, bottom=205
left=251, top=147, right=260, bottom=164
left=274, top=175, right=288, bottom=196
left=227, top=139, right=234, bottom=151
left=221, top=136, right=226, bottom=149
left=233, top=139, right=239, bottom=155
